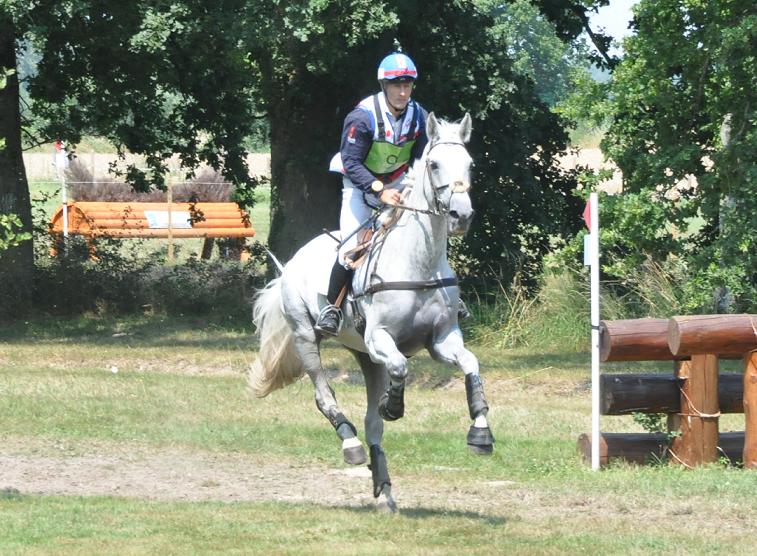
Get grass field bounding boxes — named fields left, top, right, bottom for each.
left=1, top=316, right=755, bottom=555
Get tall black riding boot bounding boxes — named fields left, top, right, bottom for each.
left=315, top=259, right=351, bottom=335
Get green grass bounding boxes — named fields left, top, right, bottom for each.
left=1, top=316, right=756, bottom=554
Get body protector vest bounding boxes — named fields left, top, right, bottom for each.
left=329, top=93, right=422, bottom=181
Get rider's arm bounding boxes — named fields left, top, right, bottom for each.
left=340, top=109, right=378, bottom=192
left=409, top=104, right=429, bottom=161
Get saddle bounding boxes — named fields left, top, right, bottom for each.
left=343, top=228, right=375, bottom=270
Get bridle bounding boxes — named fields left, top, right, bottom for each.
left=386, top=140, right=471, bottom=216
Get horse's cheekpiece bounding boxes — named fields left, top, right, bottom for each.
left=249, top=113, right=492, bottom=512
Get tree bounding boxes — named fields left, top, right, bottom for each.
left=602, top=0, right=756, bottom=311
left=1, top=0, right=263, bottom=313
left=0, top=9, right=33, bottom=312
left=252, top=0, right=596, bottom=280
left=1, top=0, right=612, bottom=314
left=480, top=0, right=593, bottom=107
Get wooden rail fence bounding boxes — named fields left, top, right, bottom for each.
left=49, top=201, right=255, bottom=260
left=578, top=315, right=757, bottom=468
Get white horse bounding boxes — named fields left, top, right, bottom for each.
left=249, top=113, right=493, bottom=511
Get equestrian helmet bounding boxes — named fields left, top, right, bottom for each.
left=377, top=53, right=418, bottom=81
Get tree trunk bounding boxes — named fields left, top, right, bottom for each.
left=0, top=16, right=33, bottom=317
left=266, top=75, right=348, bottom=264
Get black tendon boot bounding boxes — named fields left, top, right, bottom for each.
left=315, top=259, right=351, bottom=335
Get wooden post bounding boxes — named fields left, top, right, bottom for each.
left=670, top=355, right=719, bottom=466
left=744, top=351, right=757, bottom=469
left=167, top=180, right=174, bottom=261
left=201, top=238, right=215, bottom=259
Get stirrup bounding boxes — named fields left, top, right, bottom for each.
left=315, top=304, right=343, bottom=335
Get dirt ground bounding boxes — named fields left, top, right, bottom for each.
left=0, top=435, right=528, bottom=518
left=5, top=433, right=754, bottom=540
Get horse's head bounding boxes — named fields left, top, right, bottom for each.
left=423, top=113, right=475, bottom=236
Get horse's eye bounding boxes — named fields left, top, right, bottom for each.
left=429, top=161, right=439, bottom=171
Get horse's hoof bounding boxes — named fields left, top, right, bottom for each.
left=343, top=444, right=367, bottom=465
left=467, top=425, right=495, bottom=455
left=377, top=486, right=398, bottom=513
left=467, top=443, right=493, bottom=455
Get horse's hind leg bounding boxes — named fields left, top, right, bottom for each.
left=430, top=328, right=495, bottom=455
left=351, top=350, right=397, bottom=512
left=291, top=329, right=367, bottom=465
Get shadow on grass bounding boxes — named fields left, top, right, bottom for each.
left=324, top=502, right=507, bottom=525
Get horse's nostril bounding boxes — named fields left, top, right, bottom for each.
left=449, top=210, right=459, bottom=219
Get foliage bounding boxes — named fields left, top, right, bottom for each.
left=600, top=0, right=756, bottom=312
left=479, top=0, right=593, bottom=107
left=0, top=213, right=31, bottom=251
left=2, top=0, right=618, bottom=318
left=17, top=0, right=262, bottom=191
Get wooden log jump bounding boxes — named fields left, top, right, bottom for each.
left=49, top=201, right=255, bottom=260
left=580, top=315, right=757, bottom=468
left=600, top=318, right=676, bottom=362
left=578, top=432, right=745, bottom=466
left=600, top=373, right=743, bottom=415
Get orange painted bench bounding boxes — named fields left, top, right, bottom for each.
left=49, top=201, right=255, bottom=260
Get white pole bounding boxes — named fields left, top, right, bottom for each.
left=61, top=170, right=68, bottom=238
left=589, top=192, right=601, bottom=470
left=55, top=142, right=69, bottom=238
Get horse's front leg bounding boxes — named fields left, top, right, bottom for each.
left=365, top=327, right=407, bottom=422
left=430, top=327, right=495, bottom=455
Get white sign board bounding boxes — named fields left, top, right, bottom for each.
left=144, top=211, right=192, bottom=229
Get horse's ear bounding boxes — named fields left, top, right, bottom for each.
left=426, top=112, right=440, bottom=141
left=459, top=113, right=472, bottom=143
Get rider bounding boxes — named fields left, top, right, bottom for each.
left=315, top=52, right=428, bottom=335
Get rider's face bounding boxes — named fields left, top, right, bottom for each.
left=383, top=80, right=414, bottom=114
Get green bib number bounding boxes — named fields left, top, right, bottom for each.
left=363, top=140, right=416, bottom=175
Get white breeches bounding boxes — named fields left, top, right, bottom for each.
left=338, top=175, right=404, bottom=265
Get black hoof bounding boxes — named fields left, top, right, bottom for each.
left=467, top=425, right=495, bottom=456
left=378, top=384, right=405, bottom=421
left=468, top=443, right=493, bottom=455
left=343, top=444, right=367, bottom=465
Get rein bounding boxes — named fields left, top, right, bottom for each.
left=352, top=276, right=458, bottom=299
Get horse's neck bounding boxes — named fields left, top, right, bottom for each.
left=380, top=163, right=448, bottom=278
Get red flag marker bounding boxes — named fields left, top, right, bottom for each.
left=582, top=200, right=592, bottom=230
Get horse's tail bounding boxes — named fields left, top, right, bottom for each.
left=248, top=277, right=305, bottom=397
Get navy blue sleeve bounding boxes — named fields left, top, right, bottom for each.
left=410, top=104, right=429, bottom=161
left=339, top=108, right=377, bottom=192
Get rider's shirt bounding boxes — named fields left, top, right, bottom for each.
left=329, top=93, right=428, bottom=191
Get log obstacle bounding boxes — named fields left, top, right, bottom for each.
left=579, top=314, right=757, bottom=468
left=49, top=201, right=255, bottom=260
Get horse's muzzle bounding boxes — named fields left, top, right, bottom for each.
left=448, top=209, right=475, bottom=235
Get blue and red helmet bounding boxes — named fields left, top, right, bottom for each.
left=377, top=53, right=418, bottom=81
